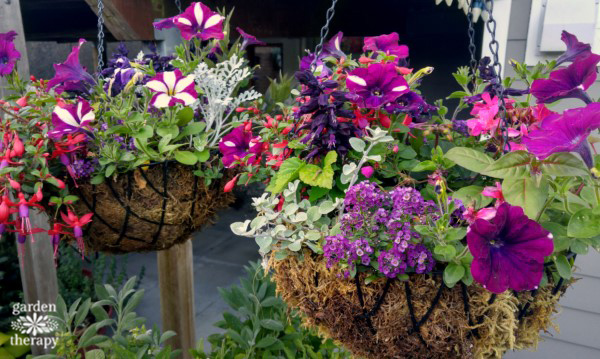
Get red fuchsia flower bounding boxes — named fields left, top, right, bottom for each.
left=61, top=209, right=93, bottom=257
left=47, top=39, right=96, bottom=94
left=10, top=135, right=24, bottom=158
left=363, top=32, right=409, bottom=60
left=154, top=2, right=224, bottom=41
left=482, top=182, right=504, bottom=205
left=466, top=92, right=499, bottom=136
left=146, top=69, right=197, bottom=108
left=556, top=31, right=592, bottom=66
left=467, top=203, right=553, bottom=293
left=15, top=192, right=43, bottom=242
left=346, top=63, right=409, bottom=108
left=530, top=53, right=600, bottom=105
left=236, top=27, right=266, bottom=51
left=223, top=174, right=239, bottom=193
left=361, top=166, right=374, bottom=178
left=48, top=223, right=67, bottom=259
left=523, top=103, right=600, bottom=169
left=218, top=126, right=263, bottom=168
left=48, top=99, right=95, bottom=139
left=0, top=31, right=21, bottom=76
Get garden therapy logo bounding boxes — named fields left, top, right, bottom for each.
left=9, top=301, right=58, bottom=349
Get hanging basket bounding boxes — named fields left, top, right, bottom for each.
left=270, top=253, right=570, bottom=359
left=72, top=162, right=235, bottom=253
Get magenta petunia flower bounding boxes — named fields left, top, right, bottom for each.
left=322, top=31, right=345, bottom=59
left=523, top=103, right=600, bottom=168
left=0, top=31, right=21, bottom=76
left=47, top=39, right=96, bottom=94
left=530, top=53, right=600, bottom=104
left=556, top=31, right=592, bottom=66
left=346, top=63, right=409, bottom=108
left=48, top=99, right=95, bottom=139
left=236, top=27, right=266, bottom=51
left=363, top=32, right=409, bottom=60
left=146, top=69, right=197, bottom=108
left=153, top=2, right=224, bottom=41
left=218, top=126, right=263, bottom=168
left=467, top=203, right=554, bottom=294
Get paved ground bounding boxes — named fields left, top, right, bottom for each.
left=122, top=196, right=260, bottom=345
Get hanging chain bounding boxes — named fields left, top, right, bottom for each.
left=96, top=0, right=105, bottom=73
left=482, top=0, right=510, bottom=153
left=466, top=0, right=478, bottom=77
left=174, top=0, right=182, bottom=13
left=310, top=0, right=339, bottom=70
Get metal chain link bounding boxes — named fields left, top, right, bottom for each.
left=96, top=0, right=105, bottom=73
left=174, top=0, right=182, bottom=13
left=466, top=0, right=478, bottom=77
left=310, top=0, right=339, bottom=70
left=482, top=0, right=510, bottom=153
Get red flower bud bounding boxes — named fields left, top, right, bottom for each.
left=281, top=125, right=293, bottom=135
left=224, top=175, right=240, bottom=193
left=16, top=96, right=28, bottom=108
left=30, top=75, right=36, bottom=82
left=379, top=114, right=391, bottom=129
left=12, top=137, right=24, bottom=157
left=235, top=107, right=246, bottom=112
left=8, top=178, right=21, bottom=191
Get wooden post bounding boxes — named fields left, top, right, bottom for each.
left=1, top=1, right=58, bottom=356
left=157, top=239, right=196, bottom=358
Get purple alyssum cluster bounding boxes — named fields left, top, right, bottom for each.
left=324, top=181, right=435, bottom=278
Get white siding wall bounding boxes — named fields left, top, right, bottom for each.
left=500, top=0, right=600, bottom=357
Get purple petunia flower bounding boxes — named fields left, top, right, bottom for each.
left=346, top=63, right=410, bottom=108
left=386, top=91, right=438, bottom=122
left=153, top=2, right=224, bottom=41
left=556, top=31, right=592, bottom=66
left=522, top=103, right=600, bottom=168
left=530, top=53, right=600, bottom=104
left=236, top=27, right=266, bottom=51
left=299, top=53, right=332, bottom=77
left=467, top=203, right=554, bottom=294
left=47, top=39, right=96, bottom=95
left=48, top=99, right=95, bottom=139
left=322, top=31, right=345, bottom=59
left=218, top=126, right=263, bottom=168
left=146, top=69, right=197, bottom=108
left=0, top=31, right=21, bottom=77
left=363, top=32, right=409, bottom=60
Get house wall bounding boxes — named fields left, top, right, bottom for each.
left=500, top=0, right=600, bottom=357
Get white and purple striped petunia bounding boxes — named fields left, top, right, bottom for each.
left=346, top=63, right=410, bottom=109
left=153, top=2, right=224, bottom=41
left=48, top=99, right=95, bottom=139
left=146, top=69, right=198, bottom=108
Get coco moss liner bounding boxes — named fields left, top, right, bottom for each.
left=73, top=163, right=235, bottom=253
left=270, top=253, right=569, bottom=359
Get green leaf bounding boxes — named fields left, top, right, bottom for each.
left=260, top=319, right=284, bottom=332
left=157, top=124, right=179, bottom=138
left=85, top=349, right=106, bottom=359
left=299, top=164, right=333, bottom=189
left=256, top=336, right=279, bottom=348
left=502, top=176, right=549, bottom=219
left=483, top=151, right=532, bottom=178
left=411, top=160, right=437, bottom=172
left=308, top=186, right=329, bottom=202
left=174, top=150, right=198, bottom=165
left=451, top=185, right=492, bottom=209
left=268, top=158, right=305, bottom=193
left=134, top=125, right=154, bottom=139
left=568, top=208, right=600, bottom=238
left=179, top=122, right=207, bottom=139
left=434, top=245, right=457, bottom=261
left=176, top=107, right=195, bottom=126
left=541, top=222, right=570, bottom=252
left=443, top=263, right=465, bottom=287
left=195, top=149, right=210, bottom=162
left=349, top=138, right=366, bottom=152
left=447, top=91, right=469, bottom=99
left=323, top=151, right=338, bottom=167
left=540, top=152, right=589, bottom=177
left=445, top=228, right=467, bottom=242
left=445, top=147, right=494, bottom=173
left=554, top=255, right=572, bottom=279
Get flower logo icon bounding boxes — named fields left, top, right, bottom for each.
left=11, top=312, right=58, bottom=336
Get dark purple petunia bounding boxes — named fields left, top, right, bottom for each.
left=346, top=63, right=409, bottom=108
left=218, top=126, right=263, bottom=168
left=299, top=53, right=332, bottom=77
left=556, top=31, right=592, bottom=66
left=236, top=27, right=266, bottom=51
left=522, top=103, right=600, bottom=168
left=322, top=31, right=345, bottom=59
left=0, top=31, right=21, bottom=76
left=467, top=203, right=554, bottom=294
left=363, top=32, right=409, bottom=60
left=154, top=2, right=224, bottom=41
left=47, top=39, right=96, bottom=95
left=386, top=91, right=437, bottom=122
left=530, top=53, right=600, bottom=105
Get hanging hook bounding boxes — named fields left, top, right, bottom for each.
left=96, top=0, right=106, bottom=74
left=174, top=0, right=182, bottom=14
left=310, top=0, right=339, bottom=71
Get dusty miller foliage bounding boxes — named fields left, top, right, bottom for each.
left=193, top=54, right=261, bottom=146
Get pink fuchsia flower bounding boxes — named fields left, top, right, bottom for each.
left=154, top=2, right=224, bottom=41
left=346, top=62, right=410, bottom=108
left=61, top=209, right=93, bottom=257
left=467, top=203, right=554, bottom=294
left=556, top=31, right=592, bottom=66
left=463, top=207, right=497, bottom=224
left=363, top=32, right=409, bottom=60
left=482, top=182, right=504, bottom=205
left=466, top=93, right=499, bottom=136
left=48, top=99, right=95, bottom=139
left=47, top=39, right=95, bottom=94
left=361, top=166, right=374, bottom=178
left=146, top=69, right=197, bottom=108
left=322, top=31, right=345, bottom=59
left=530, top=53, right=600, bottom=105
left=0, top=31, right=21, bottom=76
left=523, top=103, right=600, bottom=168
left=236, top=27, right=265, bottom=51
left=218, top=126, right=263, bottom=168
